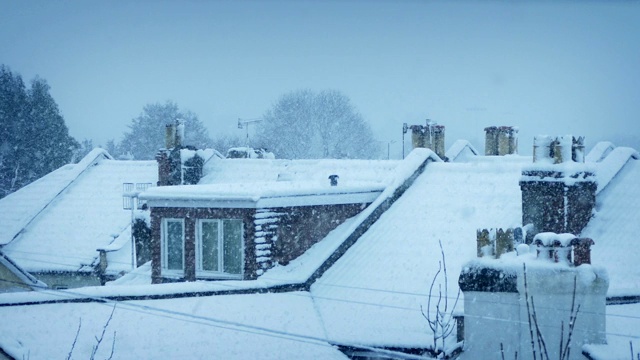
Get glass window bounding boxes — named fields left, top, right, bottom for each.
left=223, top=219, right=243, bottom=275
left=200, top=221, right=219, bottom=271
left=197, top=219, right=243, bottom=276
left=163, top=219, right=184, bottom=271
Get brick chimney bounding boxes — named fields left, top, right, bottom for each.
left=156, top=120, right=204, bottom=186
left=521, top=135, right=596, bottom=242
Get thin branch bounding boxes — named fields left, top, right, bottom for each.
left=90, top=304, right=117, bottom=360
left=561, top=276, right=580, bottom=360
left=559, top=321, right=565, bottom=360
left=530, top=297, right=549, bottom=360
left=66, top=318, right=82, bottom=360
left=440, top=239, right=449, bottom=313
left=107, top=331, right=117, bottom=360
left=523, top=264, right=538, bottom=360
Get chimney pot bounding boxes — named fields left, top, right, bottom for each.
left=329, top=174, right=339, bottom=186
left=165, top=124, right=176, bottom=149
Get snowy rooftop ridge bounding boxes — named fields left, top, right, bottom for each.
left=0, top=148, right=112, bottom=246
left=592, top=146, right=639, bottom=193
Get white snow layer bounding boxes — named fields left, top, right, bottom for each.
left=311, top=155, right=529, bottom=347
left=1, top=152, right=157, bottom=273
left=0, top=292, right=348, bottom=360
left=581, top=158, right=640, bottom=296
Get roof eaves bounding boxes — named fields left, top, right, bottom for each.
left=0, top=250, right=47, bottom=290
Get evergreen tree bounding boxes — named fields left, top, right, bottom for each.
left=0, top=66, right=77, bottom=198
left=0, top=65, right=28, bottom=197
left=256, top=89, right=379, bottom=159
left=119, top=101, right=213, bottom=160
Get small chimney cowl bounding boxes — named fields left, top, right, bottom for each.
left=329, top=174, right=339, bottom=186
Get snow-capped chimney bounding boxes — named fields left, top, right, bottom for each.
left=175, top=121, right=184, bottom=148
left=533, top=135, right=586, bottom=164
left=521, top=135, right=596, bottom=241
left=157, top=121, right=200, bottom=186
left=459, top=232, right=608, bottom=359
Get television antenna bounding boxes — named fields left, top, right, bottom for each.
left=237, top=117, right=263, bottom=145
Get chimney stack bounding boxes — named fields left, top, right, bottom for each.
left=165, top=124, right=176, bottom=149
left=410, top=121, right=446, bottom=160
left=485, top=126, right=518, bottom=155
left=521, top=135, right=595, bottom=241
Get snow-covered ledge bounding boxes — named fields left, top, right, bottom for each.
left=459, top=232, right=608, bottom=360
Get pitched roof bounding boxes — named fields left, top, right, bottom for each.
left=0, top=149, right=112, bottom=246
left=582, top=157, right=640, bottom=296
left=310, top=155, right=529, bottom=347
left=0, top=150, right=157, bottom=273
left=446, top=139, right=480, bottom=162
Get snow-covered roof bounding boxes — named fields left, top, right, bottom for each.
left=311, top=154, right=530, bottom=347
left=0, top=149, right=111, bottom=246
left=582, top=157, right=640, bottom=297
left=445, top=139, right=479, bottom=162
left=0, top=145, right=639, bottom=356
left=0, top=292, right=348, bottom=360
left=586, top=141, right=616, bottom=163
left=591, top=146, right=639, bottom=193
left=141, top=157, right=401, bottom=208
left=0, top=150, right=157, bottom=273
left=199, top=157, right=401, bottom=185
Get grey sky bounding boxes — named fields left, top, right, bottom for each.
left=2, top=1, right=639, bottom=157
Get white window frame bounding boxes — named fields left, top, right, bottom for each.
left=196, top=219, right=244, bottom=279
left=162, top=218, right=185, bottom=276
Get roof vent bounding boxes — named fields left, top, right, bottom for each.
left=329, top=174, right=339, bottom=186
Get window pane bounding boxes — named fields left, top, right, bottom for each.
left=223, top=220, right=243, bottom=274
left=166, top=220, right=183, bottom=270
left=201, top=221, right=219, bottom=271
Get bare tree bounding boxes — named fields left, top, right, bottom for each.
left=421, top=240, right=460, bottom=358
left=513, top=264, right=580, bottom=360
left=66, top=304, right=117, bottom=360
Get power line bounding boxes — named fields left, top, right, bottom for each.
left=2, top=249, right=640, bottom=322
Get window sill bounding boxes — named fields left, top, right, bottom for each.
left=196, top=272, right=243, bottom=280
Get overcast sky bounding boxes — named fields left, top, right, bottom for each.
left=2, top=0, right=639, bottom=157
